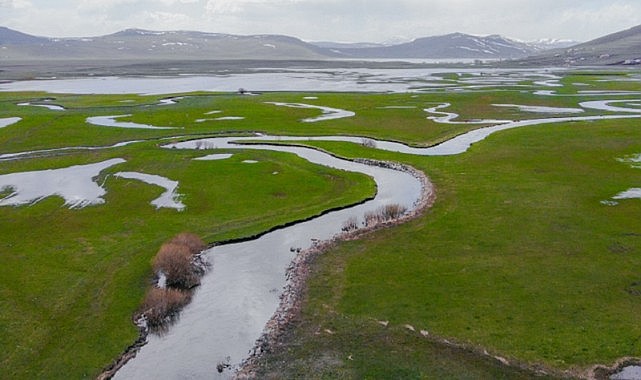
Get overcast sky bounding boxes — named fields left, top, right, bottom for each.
left=1, top=0, right=640, bottom=43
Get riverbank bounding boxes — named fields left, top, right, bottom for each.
left=235, top=160, right=435, bottom=378
left=237, top=118, right=641, bottom=379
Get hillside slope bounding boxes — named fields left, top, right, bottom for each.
left=522, top=24, right=641, bottom=65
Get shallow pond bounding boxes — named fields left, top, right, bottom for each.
left=0, top=159, right=125, bottom=208
left=87, top=115, right=177, bottom=130
left=0, top=117, right=21, bottom=129
left=113, top=172, right=185, bottom=211
left=266, top=102, right=355, bottom=122
left=17, top=102, right=65, bottom=111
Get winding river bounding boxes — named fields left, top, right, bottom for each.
left=112, top=99, right=641, bottom=379
left=114, top=138, right=425, bottom=379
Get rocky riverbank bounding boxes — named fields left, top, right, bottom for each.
left=235, top=160, right=435, bottom=379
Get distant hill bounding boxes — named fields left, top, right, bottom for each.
left=0, top=26, right=49, bottom=45
left=0, top=28, right=336, bottom=61
left=522, top=24, right=641, bottom=65
left=0, top=26, right=594, bottom=63
left=311, top=41, right=387, bottom=50
left=321, top=33, right=540, bottom=60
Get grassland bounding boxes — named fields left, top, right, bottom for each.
left=0, top=94, right=376, bottom=378
left=254, top=117, right=641, bottom=378
left=1, top=70, right=640, bottom=378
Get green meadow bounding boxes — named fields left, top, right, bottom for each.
left=0, top=71, right=640, bottom=378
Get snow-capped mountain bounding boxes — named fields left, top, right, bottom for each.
left=526, top=38, right=580, bottom=50
left=0, top=26, right=600, bottom=62
left=0, top=27, right=336, bottom=60
left=522, top=24, right=641, bottom=65
left=324, top=33, right=540, bottom=59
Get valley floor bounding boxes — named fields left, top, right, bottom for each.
left=0, top=67, right=640, bottom=378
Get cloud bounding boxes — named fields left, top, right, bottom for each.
left=0, top=0, right=32, bottom=9
left=2, top=0, right=641, bottom=42
left=204, top=0, right=309, bottom=16
left=158, top=0, right=199, bottom=5
left=205, top=0, right=243, bottom=15
left=141, top=11, right=193, bottom=29
left=560, top=3, right=641, bottom=28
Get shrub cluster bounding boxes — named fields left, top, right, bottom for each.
left=151, top=232, right=207, bottom=289
left=138, top=232, right=208, bottom=331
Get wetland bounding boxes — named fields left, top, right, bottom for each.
left=1, top=66, right=640, bottom=379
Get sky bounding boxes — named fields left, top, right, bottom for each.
left=1, top=0, right=641, bottom=43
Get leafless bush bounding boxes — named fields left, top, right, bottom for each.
left=342, top=216, right=359, bottom=232
left=152, top=243, right=201, bottom=289
left=363, top=204, right=407, bottom=227
left=169, top=232, right=207, bottom=255
left=135, top=232, right=209, bottom=334
left=139, top=287, right=192, bottom=330
left=380, top=203, right=407, bottom=220
left=195, top=140, right=204, bottom=149
left=363, top=210, right=380, bottom=227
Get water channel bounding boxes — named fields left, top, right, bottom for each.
left=114, top=138, right=425, bottom=379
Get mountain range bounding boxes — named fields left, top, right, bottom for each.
left=315, top=33, right=546, bottom=59
left=1, top=25, right=639, bottom=65
left=0, top=27, right=333, bottom=61
left=0, top=26, right=576, bottom=62
left=521, top=24, right=641, bottom=66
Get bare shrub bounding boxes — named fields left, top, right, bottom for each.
left=152, top=243, right=200, bottom=289
left=139, top=287, right=192, bottom=330
left=168, top=232, right=207, bottom=255
left=363, top=204, right=407, bottom=227
left=134, top=232, right=209, bottom=335
left=363, top=210, right=381, bottom=227
left=342, top=216, right=359, bottom=232
left=380, top=203, right=407, bottom=220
